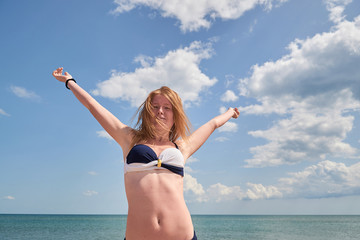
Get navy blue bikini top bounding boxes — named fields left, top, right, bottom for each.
left=124, top=143, right=184, bottom=177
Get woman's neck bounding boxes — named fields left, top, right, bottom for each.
left=150, top=135, right=170, bottom=145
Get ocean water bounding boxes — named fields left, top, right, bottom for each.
left=0, top=214, right=359, bottom=240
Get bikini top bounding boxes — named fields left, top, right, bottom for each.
left=124, top=143, right=184, bottom=177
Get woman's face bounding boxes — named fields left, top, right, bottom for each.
left=151, top=94, right=174, bottom=131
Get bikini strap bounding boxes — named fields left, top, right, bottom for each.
left=173, top=142, right=179, bottom=149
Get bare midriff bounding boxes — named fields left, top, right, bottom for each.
left=124, top=169, right=194, bottom=240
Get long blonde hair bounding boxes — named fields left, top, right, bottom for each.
left=131, top=86, right=191, bottom=146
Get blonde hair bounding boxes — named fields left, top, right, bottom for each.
left=131, top=86, right=191, bottom=146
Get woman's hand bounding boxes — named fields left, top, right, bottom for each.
left=231, top=107, right=240, bottom=119
left=52, top=67, right=73, bottom=83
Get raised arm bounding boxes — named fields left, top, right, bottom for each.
left=180, top=107, right=240, bottom=160
left=52, top=67, right=133, bottom=155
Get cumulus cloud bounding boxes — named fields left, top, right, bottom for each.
left=88, top=171, right=99, bottom=176
left=184, top=174, right=282, bottom=203
left=215, top=136, right=230, bottom=142
left=83, top=190, right=98, bottom=196
left=221, top=90, right=239, bottom=102
left=111, top=0, right=288, bottom=32
left=184, top=174, right=206, bottom=202
left=279, top=160, right=360, bottom=198
left=184, top=160, right=282, bottom=203
left=0, top=108, right=10, bottom=117
left=185, top=160, right=360, bottom=202
left=245, top=183, right=283, bottom=200
left=186, top=157, right=199, bottom=164
left=184, top=157, right=199, bottom=173
left=205, top=182, right=283, bottom=202
left=206, top=183, right=244, bottom=202
left=218, top=122, right=238, bottom=133
left=219, top=106, right=228, bottom=114
left=10, top=86, right=41, bottom=101
left=245, top=106, right=357, bottom=167
left=92, top=41, right=217, bottom=107
left=96, top=130, right=114, bottom=141
left=239, top=18, right=360, bottom=103
left=3, top=196, right=15, bottom=200
left=238, top=10, right=360, bottom=167
left=325, top=0, right=353, bottom=24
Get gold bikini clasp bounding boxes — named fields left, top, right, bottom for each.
left=157, top=159, right=162, bottom=167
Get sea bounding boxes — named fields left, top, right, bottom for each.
left=0, top=214, right=359, bottom=240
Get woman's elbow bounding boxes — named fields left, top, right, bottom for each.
left=211, top=119, right=222, bottom=130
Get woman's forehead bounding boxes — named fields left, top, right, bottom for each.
left=151, top=94, right=171, bottom=105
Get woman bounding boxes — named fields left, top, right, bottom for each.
left=52, top=67, right=240, bottom=240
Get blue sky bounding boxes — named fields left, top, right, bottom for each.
left=1, top=0, right=360, bottom=214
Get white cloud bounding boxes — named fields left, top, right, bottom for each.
left=184, top=174, right=206, bottom=201
left=249, top=19, right=258, bottom=33
left=245, top=183, right=283, bottom=200
left=245, top=106, right=358, bottom=167
left=206, top=183, right=244, bottom=202
left=215, top=136, right=230, bottom=142
left=218, top=122, right=238, bottom=133
left=184, top=174, right=244, bottom=203
left=184, top=175, right=282, bottom=202
left=186, top=156, right=199, bottom=164
left=224, top=74, right=236, bottom=88
left=83, top=190, right=98, bottom=196
left=0, top=108, right=10, bottom=117
left=10, top=86, right=41, bottom=101
left=325, top=0, right=352, bottom=24
left=239, top=12, right=360, bottom=167
left=92, top=41, right=217, bottom=107
left=3, top=196, right=15, bottom=200
left=96, top=130, right=114, bottom=141
left=206, top=183, right=282, bottom=202
left=239, top=18, right=360, bottom=104
left=133, top=54, right=154, bottom=68
left=184, top=156, right=199, bottom=173
left=278, top=160, right=360, bottom=198
left=185, top=160, right=360, bottom=202
left=221, top=90, right=239, bottom=102
left=88, top=171, right=99, bottom=176
left=219, top=106, right=227, bottom=114
left=111, top=0, right=288, bottom=32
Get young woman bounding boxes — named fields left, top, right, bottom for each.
left=52, top=67, right=240, bottom=240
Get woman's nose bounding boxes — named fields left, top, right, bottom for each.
left=157, top=107, right=164, bottom=114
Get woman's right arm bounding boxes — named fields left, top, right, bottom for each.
left=52, top=68, right=133, bottom=152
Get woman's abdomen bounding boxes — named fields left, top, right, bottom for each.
left=124, top=170, right=194, bottom=239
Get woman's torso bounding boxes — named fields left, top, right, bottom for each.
left=124, top=143, right=194, bottom=240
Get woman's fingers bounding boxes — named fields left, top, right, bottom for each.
left=233, top=107, right=240, bottom=119
left=52, top=67, right=68, bottom=82
left=52, top=69, right=59, bottom=76
left=52, top=67, right=63, bottom=76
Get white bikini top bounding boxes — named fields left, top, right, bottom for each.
left=124, top=144, right=185, bottom=176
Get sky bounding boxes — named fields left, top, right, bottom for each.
left=1, top=0, right=360, bottom=215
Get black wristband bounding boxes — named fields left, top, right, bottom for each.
left=65, top=78, right=76, bottom=90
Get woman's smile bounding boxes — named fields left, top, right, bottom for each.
left=151, top=94, right=174, bottom=129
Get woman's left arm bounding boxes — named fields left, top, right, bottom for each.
left=180, top=107, right=239, bottom=160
